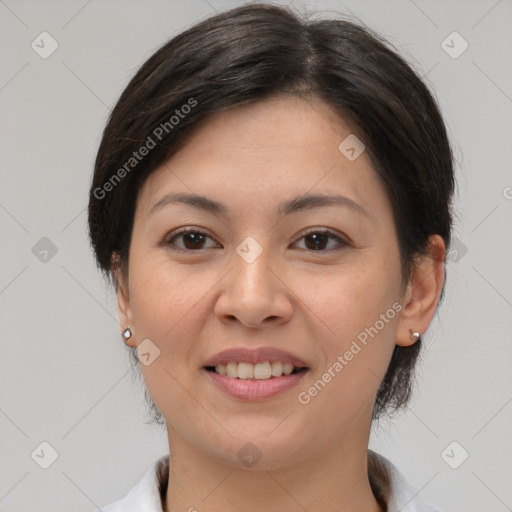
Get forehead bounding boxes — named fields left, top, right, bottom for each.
left=136, top=94, right=389, bottom=220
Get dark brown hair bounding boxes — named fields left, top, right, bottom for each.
left=88, top=3, right=455, bottom=424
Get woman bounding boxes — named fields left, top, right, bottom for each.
left=88, top=3, right=454, bottom=511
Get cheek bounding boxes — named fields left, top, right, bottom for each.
left=294, top=286, right=399, bottom=423
left=126, top=251, right=212, bottom=405
left=129, top=249, right=207, bottom=338
left=291, top=254, right=400, bottom=340
left=128, top=258, right=209, bottom=423
left=290, top=253, right=401, bottom=396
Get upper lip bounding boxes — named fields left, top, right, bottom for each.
left=203, top=347, right=309, bottom=368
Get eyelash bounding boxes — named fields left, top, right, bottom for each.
left=164, top=227, right=349, bottom=253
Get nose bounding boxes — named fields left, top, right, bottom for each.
left=214, top=247, right=293, bottom=329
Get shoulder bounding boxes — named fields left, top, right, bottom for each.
left=369, top=450, right=442, bottom=512
left=101, top=455, right=169, bottom=512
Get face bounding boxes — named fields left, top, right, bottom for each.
left=117, top=95, right=418, bottom=469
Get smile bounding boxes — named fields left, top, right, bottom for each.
left=207, top=361, right=306, bottom=380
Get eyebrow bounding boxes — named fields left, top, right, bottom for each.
left=149, top=192, right=370, bottom=218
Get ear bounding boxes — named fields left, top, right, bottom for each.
left=396, top=235, right=446, bottom=347
left=112, top=256, right=137, bottom=348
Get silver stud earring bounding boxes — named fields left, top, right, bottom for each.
left=122, top=327, right=132, bottom=340
left=409, top=329, right=420, bottom=341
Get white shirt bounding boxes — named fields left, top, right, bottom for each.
left=101, top=452, right=441, bottom=512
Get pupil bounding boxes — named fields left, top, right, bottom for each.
left=306, top=233, right=327, bottom=250
left=184, top=232, right=205, bottom=249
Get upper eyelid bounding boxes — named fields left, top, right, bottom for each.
left=167, top=227, right=218, bottom=243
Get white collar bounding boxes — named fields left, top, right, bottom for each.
left=101, top=453, right=441, bottom=512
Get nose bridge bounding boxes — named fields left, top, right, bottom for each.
left=232, top=237, right=275, bottom=300
left=214, top=235, right=292, bottom=327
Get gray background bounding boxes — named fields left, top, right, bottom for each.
left=1, top=0, right=511, bottom=510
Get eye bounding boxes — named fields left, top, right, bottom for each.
left=164, top=227, right=349, bottom=253
left=292, top=229, right=349, bottom=252
left=165, top=228, right=219, bottom=252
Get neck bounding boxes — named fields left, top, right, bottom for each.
left=164, top=425, right=383, bottom=512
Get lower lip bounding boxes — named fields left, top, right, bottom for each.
left=204, top=369, right=308, bottom=401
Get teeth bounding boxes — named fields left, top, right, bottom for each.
left=216, top=364, right=227, bottom=376
left=254, top=362, right=271, bottom=380
left=237, top=362, right=254, bottom=379
left=213, top=361, right=301, bottom=379
left=226, top=362, right=238, bottom=378
left=270, top=361, right=283, bottom=377
left=282, top=363, right=294, bottom=375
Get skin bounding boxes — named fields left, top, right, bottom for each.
left=115, top=94, right=445, bottom=512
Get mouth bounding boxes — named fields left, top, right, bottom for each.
left=204, top=362, right=309, bottom=380
left=202, top=347, right=310, bottom=401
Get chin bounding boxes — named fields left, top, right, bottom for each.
left=202, top=428, right=311, bottom=471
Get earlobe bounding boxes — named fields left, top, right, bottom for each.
left=122, top=326, right=133, bottom=342
left=408, top=329, right=421, bottom=343
left=117, top=290, right=137, bottom=347
left=113, top=263, right=137, bottom=348
left=396, top=235, right=446, bottom=347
